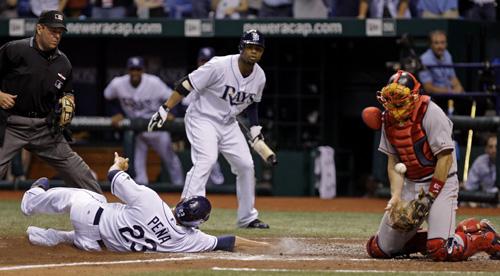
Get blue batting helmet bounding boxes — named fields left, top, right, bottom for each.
left=174, top=196, right=212, bottom=227
left=239, top=29, right=265, bottom=52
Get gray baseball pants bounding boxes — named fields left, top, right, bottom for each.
left=0, top=115, right=102, bottom=194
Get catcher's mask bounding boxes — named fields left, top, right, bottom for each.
left=377, top=70, right=421, bottom=122
left=174, top=196, right=211, bottom=227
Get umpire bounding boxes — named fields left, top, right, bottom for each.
left=0, top=10, right=102, bottom=194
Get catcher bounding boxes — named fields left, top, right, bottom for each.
left=0, top=11, right=102, bottom=194
left=363, top=70, right=500, bottom=261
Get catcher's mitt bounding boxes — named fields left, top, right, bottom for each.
left=389, top=189, right=433, bottom=232
left=58, top=95, right=75, bottom=127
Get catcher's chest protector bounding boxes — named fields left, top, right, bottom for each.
left=385, top=96, right=436, bottom=180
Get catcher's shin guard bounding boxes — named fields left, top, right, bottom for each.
left=366, top=235, right=390, bottom=258
left=426, top=238, right=448, bottom=261
left=456, top=218, right=500, bottom=259
left=456, top=217, right=482, bottom=234
left=479, top=220, right=500, bottom=259
left=428, top=218, right=498, bottom=262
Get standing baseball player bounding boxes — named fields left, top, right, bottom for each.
left=104, top=56, right=184, bottom=186
left=365, top=70, right=500, bottom=261
left=148, top=29, right=269, bottom=229
left=0, top=10, right=101, bottom=194
left=22, top=153, right=270, bottom=252
left=178, top=47, right=225, bottom=186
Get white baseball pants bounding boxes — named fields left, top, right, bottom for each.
left=182, top=116, right=258, bottom=227
left=21, top=187, right=107, bottom=251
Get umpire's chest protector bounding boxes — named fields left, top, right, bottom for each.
left=384, top=96, right=436, bottom=180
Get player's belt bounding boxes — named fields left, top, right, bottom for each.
left=93, top=207, right=106, bottom=249
left=10, top=110, right=49, bottom=118
left=93, top=207, right=104, bottom=225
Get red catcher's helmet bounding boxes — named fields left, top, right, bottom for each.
left=377, top=70, right=421, bottom=121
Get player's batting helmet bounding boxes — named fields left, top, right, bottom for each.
left=174, top=196, right=212, bottom=227
left=239, top=29, right=265, bottom=52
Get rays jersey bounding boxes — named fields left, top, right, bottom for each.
left=187, top=54, right=266, bottom=124
left=98, top=171, right=218, bottom=252
left=104, top=73, right=172, bottom=119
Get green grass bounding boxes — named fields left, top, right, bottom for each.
left=4, top=200, right=500, bottom=276
left=3, top=200, right=500, bottom=240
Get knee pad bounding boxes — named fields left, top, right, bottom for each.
left=456, top=217, right=481, bottom=234
left=426, top=238, right=448, bottom=261
left=366, top=235, right=390, bottom=258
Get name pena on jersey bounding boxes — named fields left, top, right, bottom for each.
left=220, top=85, right=255, bottom=105
left=147, top=216, right=172, bottom=244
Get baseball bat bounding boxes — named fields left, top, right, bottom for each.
left=462, top=100, right=476, bottom=183
left=236, top=117, right=278, bottom=166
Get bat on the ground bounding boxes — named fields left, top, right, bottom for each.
left=237, top=118, right=277, bottom=166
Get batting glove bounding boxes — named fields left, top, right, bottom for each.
left=148, top=105, right=169, bottom=132
left=249, top=125, right=263, bottom=142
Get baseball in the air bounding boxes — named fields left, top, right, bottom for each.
left=394, top=163, right=407, bottom=174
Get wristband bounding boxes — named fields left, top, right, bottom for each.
left=428, top=177, right=445, bottom=198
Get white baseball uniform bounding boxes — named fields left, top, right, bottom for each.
left=376, top=101, right=459, bottom=255
left=183, top=54, right=266, bottom=227
left=104, top=73, right=184, bottom=186
left=21, top=172, right=218, bottom=252
left=181, top=88, right=224, bottom=186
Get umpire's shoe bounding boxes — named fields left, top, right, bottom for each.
left=247, top=219, right=270, bottom=229
left=31, top=177, right=49, bottom=191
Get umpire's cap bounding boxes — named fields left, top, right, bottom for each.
left=174, top=196, right=212, bottom=227
left=239, top=29, right=265, bottom=51
left=198, top=47, right=215, bottom=62
left=38, top=10, right=67, bottom=32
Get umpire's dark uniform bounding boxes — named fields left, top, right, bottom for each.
left=0, top=11, right=102, bottom=194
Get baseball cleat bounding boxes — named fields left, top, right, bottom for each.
left=246, top=219, right=270, bottom=229
left=31, top=177, right=49, bottom=191
left=480, top=219, right=500, bottom=259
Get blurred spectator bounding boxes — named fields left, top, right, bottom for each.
left=104, top=56, right=185, bottom=186
left=328, top=0, right=359, bottom=17
left=408, top=0, right=418, bottom=17
left=293, top=0, right=328, bottom=18
left=30, top=0, right=67, bottom=16
left=190, top=0, right=210, bottom=18
left=418, top=30, right=464, bottom=94
left=465, top=0, right=497, bottom=21
left=167, top=0, right=192, bottom=18
left=92, top=0, right=133, bottom=18
left=357, top=0, right=410, bottom=18
left=135, top=0, right=166, bottom=18
left=259, top=0, right=292, bottom=17
left=417, top=0, right=459, bottom=18
left=0, top=0, right=17, bottom=17
left=64, top=0, right=89, bottom=18
left=465, top=134, right=499, bottom=196
left=17, top=0, right=34, bottom=16
left=212, top=0, right=248, bottom=19
left=247, top=0, right=261, bottom=17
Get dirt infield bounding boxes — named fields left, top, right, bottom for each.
left=1, top=191, right=499, bottom=275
